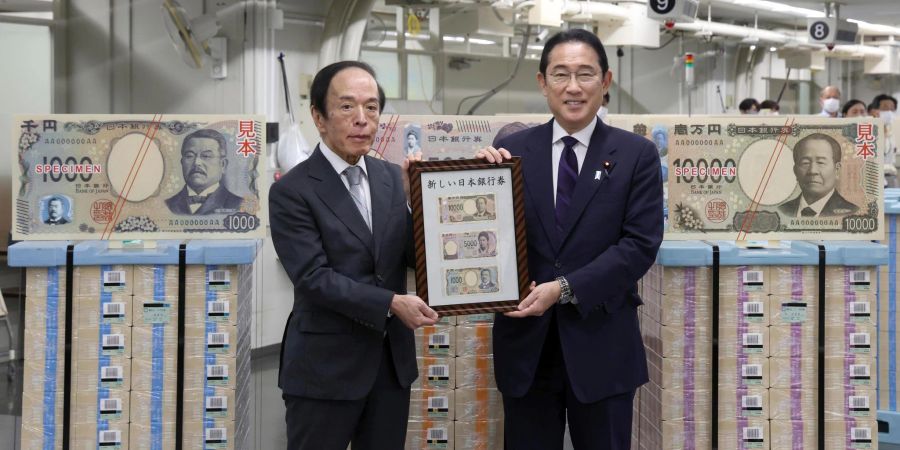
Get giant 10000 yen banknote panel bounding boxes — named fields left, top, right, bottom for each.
left=615, top=116, right=884, bottom=241
left=12, top=115, right=267, bottom=240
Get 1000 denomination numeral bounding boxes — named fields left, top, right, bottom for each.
left=38, top=156, right=98, bottom=182
left=671, top=158, right=737, bottom=183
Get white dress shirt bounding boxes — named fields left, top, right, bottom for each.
left=319, top=141, right=373, bottom=227
left=551, top=117, right=597, bottom=206
left=796, top=189, right=836, bottom=217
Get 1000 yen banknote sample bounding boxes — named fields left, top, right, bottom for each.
left=444, top=267, right=500, bottom=296
left=439, top=194, right=496, bottom=223
left=441, top=230, right=497, bottom=260
left=665, top=118, right=883, bottom=240
left=13, top=115, right=266, bottom=240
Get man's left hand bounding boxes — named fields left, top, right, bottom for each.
left=402, top=151, right=423, bottom=201
left=505, top=280, right=561, bottom=318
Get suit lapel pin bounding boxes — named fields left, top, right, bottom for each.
left=596, top=160, right=613, bottom=182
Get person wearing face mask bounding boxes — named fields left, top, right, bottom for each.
left=597, top=92, right=610, bottom=123
left=873, top=94, right=897, bottom=125
left=818, top=86, right=842, bottom=117
left=874, top=94, right=899, bottom=187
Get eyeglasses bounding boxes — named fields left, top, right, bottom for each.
left=546, top=71, right=601, bottom=86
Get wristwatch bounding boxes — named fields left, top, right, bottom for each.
left=556, top=276, right=573, bottom=304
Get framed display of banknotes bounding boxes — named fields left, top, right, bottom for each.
left=409, top=158, right=529, bottom=315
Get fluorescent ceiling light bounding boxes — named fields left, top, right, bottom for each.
left=726, top=0, right=824, bottom=18
left=443, top=35, right=496, bottom=45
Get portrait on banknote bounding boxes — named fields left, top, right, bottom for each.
left=408, top=158, right=529, bottom=315
left=663, top=117, right=884, bottom=241
left=12, top=114, right=267, bottom=240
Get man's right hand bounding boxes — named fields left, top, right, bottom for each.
left=390, top=294, right=439, bottom=329
left=474, top=146, right=512, bottom=163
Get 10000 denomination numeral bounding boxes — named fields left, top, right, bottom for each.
left=671, top=158, right=737, bottom=184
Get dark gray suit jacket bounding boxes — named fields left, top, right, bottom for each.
left=269, top=146, right=417, bottom=400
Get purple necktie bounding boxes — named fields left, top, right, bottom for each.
left=555, top=136, right=579, bottom=233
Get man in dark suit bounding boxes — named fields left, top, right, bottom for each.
left=166, top=128, right=243, bottom=215
left=269, top=61, right=438, bottom=450
left=478, top=29, right=663, bottom=450
left=778, top=133, right=859, bottom=218
left=44, top=196, right=69, bottom=224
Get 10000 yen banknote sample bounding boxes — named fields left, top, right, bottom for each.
left=439, top=194, right=497, bottom=224
left=441, top=230, right=497, bottom=260
left=444, top=267, right=500, bottom=296
left=13, top=115, right=266, bottom=240
left=664, top=118, right=884, bottom=240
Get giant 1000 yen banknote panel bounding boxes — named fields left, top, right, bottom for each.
left=659, top=117, right=884, bottom=241
left=13, top=115, right=266, bottom=240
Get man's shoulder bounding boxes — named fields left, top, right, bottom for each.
left=778, top=195, right=800, bottom=214
left=823, top=191, right=860, bottom=215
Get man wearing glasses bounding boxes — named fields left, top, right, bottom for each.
left=166, top=128, right=243, bottom=215
left=478, top=29, right=663, bottom=450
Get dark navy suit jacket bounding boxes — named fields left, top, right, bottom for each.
left=269, top=147, right=417, bottom=400
left=492, top=118, right=663, bottom=403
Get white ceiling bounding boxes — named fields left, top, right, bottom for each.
left=701, top=0, right=900, bottom=28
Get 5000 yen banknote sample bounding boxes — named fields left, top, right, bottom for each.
left=438, top=194, right=497, bottom=224
left=13, top=115, right=266, bottom=240
left=444, top=267, right=500, bottom=296
left=665, top=118, right=883, bottom=240
left=441, top=230, right=497, bottom=260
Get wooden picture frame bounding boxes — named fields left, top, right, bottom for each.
left=408, top=157, right=529, bottom=315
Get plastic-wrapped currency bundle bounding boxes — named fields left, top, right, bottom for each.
left=184, top=321, right=237, bottom=357
left=130, top=388, right=177, bottom=424
left=718, top=324, right=768, bottom=357
left=409, top=388, right=454, bottom=420
left=645, top=349, right=711, bottom=389
left=72, top=323, right=131, bottom=360
left=129, top=422, right=175, bottom=450
left=72, top=265, right=133, bottom=298
left=71, top=356, right=130, bottom=392
left=823, top=419, right=877, bottom=450
left=412, top=357, right=455, bottom=390
left=182, top=420, right=234, bottom=450
left=73, top=294, right=132, bottom=327
left=824, top=266, right=876, bottom=296
left=184, top=355, right=236, bottom=391
left=456, top=313, right=492, bottom=325
left=406, top=420, right=454, bottom=450
left=184, top=294, right=237, bottom=326
left=185, top=265, right=242, bottom=297
left=414, top=325, right=455, bottom=357
left=72, top=424, right=129, bottom=450
left=456, top=355, right=496, bottom=389
left=455, top=420, right=503, bottom=450
left=718, top=387, right=768, bottom=419
left=719, top=296, right=768, bottom=328
left=769, top=265, right=817, bottom=296
left=718, top=356, right=769, bottom=388
left=455, top=324, right=493, bottom=356
left=132, top=264, right=179, bottom=298
left=20, top=389, right=64, bottom=450
left=824, top=322, right=875, bottom=357
left=719, top=266, right=768, bottom=299
left=717, top=419, right=769, bottom=450
left=132, top=323, right=178, bottom=361
left=641, top=265, right=712, bottom=327
left=642, top=381, right=712, bottom=421
left=770, top=388, right=817, bottom=421
left=769, top=296, right=817, bottom=326
left=642, top=319, right=712, bottom=359
left=184, top=387, right=235, bottom=422
left=132, top=295, right=178, bottom=327
left=641, top=420, right=711, bottom=450
left=825, top=355, right=876, bottom=390
left=824, top=294, right=875, bottom=326
left=770, top=420, right=817, bottom=450
left=454, top=388, right=502, bottom=421
left=770, top=357, right=817, bottom=389
left=825, top=386, right=876, bottom=421
left=769, top=324, right=817, bottom=358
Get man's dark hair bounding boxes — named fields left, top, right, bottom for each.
left=480, top=268, right=491, bottom=277
left=539, top=29, right=609, bottom=75
left=868, top=102, right=880, bottom=114
left=182, top=129, right=227, bottom=157
left=793, top=133, right=842, bottom=164
left=478, top=231, right=490, bottom=241
left=310, top=61, right=386, bottom=116
left=873, top=93, right=898, bottom=111
left=841, top=99, right=866, bottom=117
left=760, top=100, right=779, bottom=111
left=738, top=98, right=759, bottom=113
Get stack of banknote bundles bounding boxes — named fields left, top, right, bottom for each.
left=637, top=243, right=713, bottom=450
left=878, top=198, right=900, bottom=412
left=409, top=313, right=502, bottom=449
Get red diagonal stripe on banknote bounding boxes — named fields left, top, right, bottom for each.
left=101, top=114, right=163, bottom=240
left=736, top=117, right=795, bottom=241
